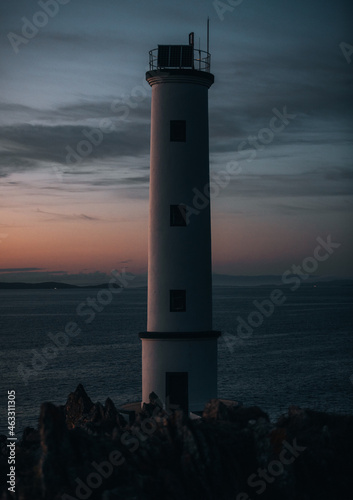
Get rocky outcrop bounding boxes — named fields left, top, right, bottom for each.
left=64, top=384, right=126, bottom=433
left=1, top=386, right=352, bottom=500
left=140, top=390, right=165, bottom=418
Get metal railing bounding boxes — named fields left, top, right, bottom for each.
left=149, top=48, right=211, bottom=73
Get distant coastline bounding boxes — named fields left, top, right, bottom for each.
left=0, top=281, right=116, bottom=290
left=0, top=278, right=352, bottom=290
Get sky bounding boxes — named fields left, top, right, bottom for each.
left=0, top=0, right=352, bottom=284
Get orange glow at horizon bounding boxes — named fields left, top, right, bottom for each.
left=0, top=193, right=149, bottom=275
left=1, top=181, right=351, bottom=279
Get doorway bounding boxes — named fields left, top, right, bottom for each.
left=165, top=372, right=188, bottom=414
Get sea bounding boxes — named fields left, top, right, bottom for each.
left=0, top=285, right=352, bottom=435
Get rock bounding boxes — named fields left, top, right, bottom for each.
left=39, top=402, right=74, bottom=499
left=64, top=383, right=94, bottom=429
left=20, top=427, right=40, bottom=448
left=141, top=392, right=166, bottom=419
left=149, top=391, right=163, bottom=408
left=1, top=387, right=352, bottom=500
left=275, top=407, right=353, bottom=499
left=64, top=385, right=126, bottom=434
left=203, top=398, right=269, bottom=427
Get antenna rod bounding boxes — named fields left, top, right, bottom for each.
left=207, top=17, right=210, bottom=54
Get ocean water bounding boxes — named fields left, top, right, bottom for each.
left=0, top=285, right=352, bottom=434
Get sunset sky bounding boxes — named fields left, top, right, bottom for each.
left=0, top=0, right=352, bottom=284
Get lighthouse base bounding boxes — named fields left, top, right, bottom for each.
left=139, top=331, right=220, bottom=413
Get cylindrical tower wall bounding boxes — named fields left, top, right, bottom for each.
left=147, top=73, right=214, bottom=333
left=140, top=68, right=218, bottom=412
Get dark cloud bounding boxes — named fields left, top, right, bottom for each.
left=35, top=209, right=101, bottom=222
left=209, top=27, right=353, bottom=154
left=0, top=0, right=352, bottom=229
left=85, top=170, right=150, bottom=187
left=0, top=267, right=43, bottom=272
left=325, top=167, right=353, bottom=181
left=0, top=119, right=150, bottom=176
left=55, top=98, right=151, bottom=123
left=219, top=165, right=353, bottom=213
left=1, top=14, right=351, bottom=184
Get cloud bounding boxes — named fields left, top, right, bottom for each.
left=209, top=27, right=353, bottom=155
left=325, top=166, right=353, bottom=181
left=35, top=209, right=102, bottom=222
left=225, top=166, right=353, bottom=199
left=0, top=267, right=43, bottom=272
left=0, top=0, right=352, bottom=217
left=85, top=169, right=150, bottom=188
left=0, top=119, right=150, bottom=177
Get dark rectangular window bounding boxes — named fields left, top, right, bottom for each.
left=170, top=120, right=186, bottom=142
left=170, top=290, right=186, bottom=312
left=170, top=204, right=187, bottom=226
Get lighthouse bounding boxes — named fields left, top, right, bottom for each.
left=139, top=32, right=220, bottom=414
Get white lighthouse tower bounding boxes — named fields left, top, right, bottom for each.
left=139, top=32, right=220, bottom=414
